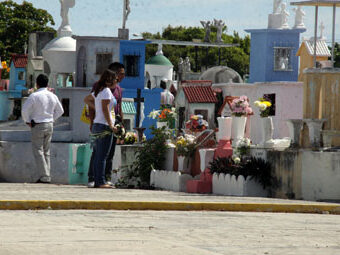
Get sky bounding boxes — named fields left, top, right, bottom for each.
left=9, top=0, right=340, bottom=42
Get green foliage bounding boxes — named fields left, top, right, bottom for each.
left=331, top=42, right=340, bottom=68
left=142, top=25, right=250, bottom=77
left=209, top=156, right=277, bottom=189
left=0, top=0, right=56, bottom=61
left=243, top=157, right=278, bottom=189
left=133, top=126, right=169, bottom=188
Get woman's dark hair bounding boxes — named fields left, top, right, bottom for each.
left=94, top=69, right=117, bottom=97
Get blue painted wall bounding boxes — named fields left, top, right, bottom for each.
left=123, top=88, right=162, bottom=138
left=246, top=29, right=305, bottom=83
left=9, top=63, right=26, bottom=93
left=119, top=40, right=149, bottom=90
left=0, top=91, right=10, bottom=121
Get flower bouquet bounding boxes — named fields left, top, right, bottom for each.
left=235, top=137, right=251, bottom=157
left=114, top=122, right=126, bottom=140
left=148, top=106, right=176, bottom=128
left=1, top=60, right=10, bottom=79
left=90, top=119, right=126, bottom=143
left=185, top=114, right=208, bottom=132
left=254, top=98, right=272, bottom=117
left=175, top=134, right=196, bottom=158
left=124, top=132, right=137, bottom=144
left=230, top=96, right=253, bottom=117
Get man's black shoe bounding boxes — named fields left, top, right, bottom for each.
left=36, top=179, right=51, bottom=184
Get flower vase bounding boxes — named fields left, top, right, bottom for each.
left=231, top=116, right=247, bottom=147
left=156, top=121, right=167, bottom=129
left=260, top=117, right=274, bottom=148
left=177, top=156, right=191, bottom=174
left=217, top=117, right=232, bottom=142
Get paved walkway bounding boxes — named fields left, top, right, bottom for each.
left=0, top=183, right=339, bottom=214
left=1, top=184, right=339, bottom=254
left=1, top=210, right=340, bottom=254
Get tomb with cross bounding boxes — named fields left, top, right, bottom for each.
left=133, top=88, right=145, bottom=142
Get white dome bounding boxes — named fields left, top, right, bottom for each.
left=42, top=36, right=76, bottom=75
left=43, top=36, right=76, bottom=52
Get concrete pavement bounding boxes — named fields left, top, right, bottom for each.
left=1, top=183, right=339, bottom=254
left=0, top=210, right=339, bottom=254
left=0, top=183, right=339, bottom=214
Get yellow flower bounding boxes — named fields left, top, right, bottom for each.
left=259, top=103, right=267, bottom=111
left=1, top=61, right=8, bottom=69
left=263, top=101, right=272, bottom=107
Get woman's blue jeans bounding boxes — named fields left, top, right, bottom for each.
left=92, top=123, right=113, bottom=187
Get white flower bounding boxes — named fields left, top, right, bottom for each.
left=254, top=100, right=261, bottom=107
left=148, top=110, right=160, bottom=119
left=259, top=103, right=267, bottom=111
left=232, top=156, right=241, bottom=164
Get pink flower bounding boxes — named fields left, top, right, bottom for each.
left=245, top=107, right=253, bottom=114
left=239, top=95, right=248, bottom=101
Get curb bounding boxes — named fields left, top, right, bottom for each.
left=0, top=200, right=339, bottom=214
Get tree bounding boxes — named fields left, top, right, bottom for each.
left=0, top=0, right=56, bottom=62
left=330, top=43, right=340, bottom=68
left=142, top=25, right=250, bottom=77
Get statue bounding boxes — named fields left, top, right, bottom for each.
left=122, top=0, right=131, bottom=29
left=156, top=43, right=163, bottom=56
left=279, top=56, right=289, bottom=70
left=184, top=57, right=191, bottom=73
left=59, top=0, right=75, bottom=32
left=214, top=19, right=225, bottom=43
left=273, top=0, right=282, bottom=14
left=280, top=3, right=289, bottom=29
left=178, top=57, right=184, bottom=81
left=293, top=6, right=306, bottom=28
left=319, top=21, right=325, bottom=39
left=200, top=20, right=212, bottom=43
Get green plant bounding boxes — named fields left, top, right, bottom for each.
left=132, top=126, right=169, bottom=188
left=115, top=166, right=141, bottom=188
left=209, top=156, right=277, bottom=189
left=243, top=157, right=277, bottom=189
left=209, top=157, right=235, bottom=175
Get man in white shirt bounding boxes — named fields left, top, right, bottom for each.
left=22, top=74, right=64, bottom=183
left=160, top=79, right=174, bottom=106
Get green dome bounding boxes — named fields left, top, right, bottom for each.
left=146, top=55, right=173, bottom=66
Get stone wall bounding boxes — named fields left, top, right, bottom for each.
left=251, top=147, right=340, bottom=201
left=0, top=142, right=89, bottom=185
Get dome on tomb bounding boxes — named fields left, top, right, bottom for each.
left=43, top=36, right=76, bottom=52
left=200, top=66, right=243, bottom=83
left=42, top=36, right=76, bottom=75
left=146, top=54, right=173, bottom=66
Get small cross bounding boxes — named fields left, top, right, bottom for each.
left=134, top=88, right=144, bottom=128
left=319, top=21, right=325, bottom=39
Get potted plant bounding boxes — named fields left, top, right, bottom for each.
left=117, top=126, right=169, bottom=188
